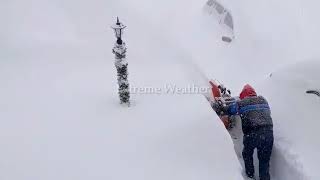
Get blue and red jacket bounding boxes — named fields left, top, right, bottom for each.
left=226, top=85, right=273, bottom=134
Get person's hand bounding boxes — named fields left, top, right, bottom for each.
left=211, top=101, right=225, bottom=115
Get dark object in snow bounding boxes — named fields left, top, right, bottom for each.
left=113, top=42, right=130, bottom=105
left=111, top=17, right=126, bottom=45
left=208, top=80, right=235, bottom=129
left=306, top=90, right=320, bottom=97
left=243, top=128, right=273, bottom=180
left=222, top=36, right=232, bottom=43
left=112, top=18, right=130, bottom=105
left=228, top=95, right=273, bottom=134
left=205, top=0, right=234, bottom=33
left=222, top=85, right=273, bottom=180
left=218, top=84, right=231, bottom=96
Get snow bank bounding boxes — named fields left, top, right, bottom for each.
left=224, top=60, right=320, bottom=180
left=187, top=1, right=320, bottom=179
left=257, top=60, right=320, bottom=180
left=2, top=0, right=320, bottom=179
left=0, top=46, right=243, bottom=180
left=0, top=0, right=243, bottom=179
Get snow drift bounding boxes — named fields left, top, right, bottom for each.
left=0, top=0, right=243, bottom=179
left=1, top=0, right=320, bottom=179
left=258, top=60, right=320, bottom=180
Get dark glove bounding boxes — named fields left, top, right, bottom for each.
left=211, top=101, right=226, bottom=116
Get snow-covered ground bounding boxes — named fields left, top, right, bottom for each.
left=259, top=60, right=320, bottom=180
left=1, top=0, right=320, bottom=179
left=0, top=0, right=242, bottom=179
left=224, top=60, right=320, bottom=180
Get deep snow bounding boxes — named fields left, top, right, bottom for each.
left=1, top=0, right=320, bottom=179
left=258, top=60, right=320, bottom=180
left=0, top=0, right=242, bottom=179
left=223, top=60, right=320, bottom=180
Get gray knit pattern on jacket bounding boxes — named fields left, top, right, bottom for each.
left=238, top=96, right=273, bottom=134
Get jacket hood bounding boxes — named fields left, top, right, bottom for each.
left=239, top=84, right=257, bottom=99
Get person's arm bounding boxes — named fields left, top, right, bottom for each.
left=224, top=102, right=239, bottom=115
left=210, top=100, right=226, bottom=116
left=211, top=99, right=239, bottom=116
left=210, top=100, right=221, bottom=112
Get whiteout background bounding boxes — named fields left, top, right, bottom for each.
left=0, top=0, right=319, bottom=179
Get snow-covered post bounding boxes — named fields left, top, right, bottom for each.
left=111, top=17, right=130, bottom=105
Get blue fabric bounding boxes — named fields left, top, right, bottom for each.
left=227, top=103, right=270, bottom=115
left=235, top=96, right=273, bottom=134
left=239, top=104, right=270, bottom=114
left=227, top=103, right=238, bottom=115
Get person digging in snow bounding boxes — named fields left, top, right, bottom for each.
left=213, top=84, right=274, bottom=180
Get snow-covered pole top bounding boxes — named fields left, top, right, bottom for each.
left=111, top=17, right=126, bottom=45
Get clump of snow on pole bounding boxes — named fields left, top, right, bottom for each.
left=111, top=17, right=130, bottom=106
